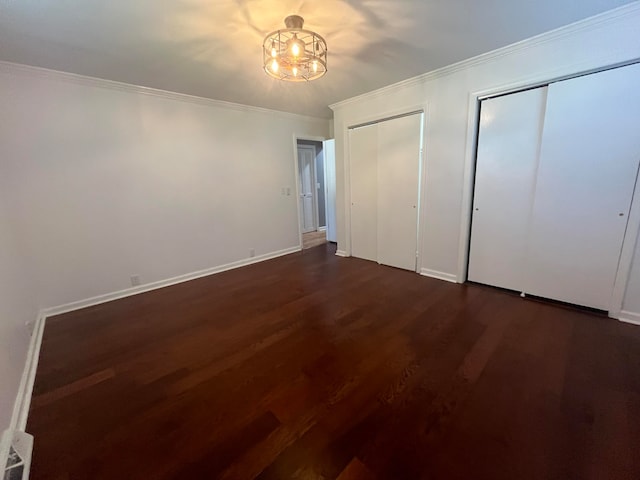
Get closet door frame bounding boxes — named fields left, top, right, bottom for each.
left=344, top=103, right=429, bottom=272
left=457, top=61, right=640, bottom=319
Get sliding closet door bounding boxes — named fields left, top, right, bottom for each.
left=468, top=87, right=547, bottom=290
left=524, top=63, right=640, bottom=310
left=349, top=124, right=378, bottom=262
left=377, top=113, right=422, bottom=271
left=350, top=114, right=422, bottom=270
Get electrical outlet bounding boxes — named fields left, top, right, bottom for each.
left=286, top=187, right=291, bottom=196
left=130, top=274, right=141, bottom=287
left=249, top=248, right=255, bottom=257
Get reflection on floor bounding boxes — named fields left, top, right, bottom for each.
left=27, top=245, right=640, bottom=479
left=302, top=230, right=327, bottom=249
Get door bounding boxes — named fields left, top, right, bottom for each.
left=349, top=124, right=378, bottom=262
left=468, top=87, right=548, bottom=290
left=377, top=113, right=422, bottom=271
left=523, top=63, right=640, bottom=310
left=324, top=139, right=337, bottom=243
left=349, top=113, right=423, bottom=270
left=298, top=145, right=317, bottom=234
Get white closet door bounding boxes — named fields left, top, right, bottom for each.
left=524, top=63, right=640, bottom=310
left=350, top=124, right=378, bottom=262
left=377, top=113, right=422, bottom=271
left=468, top=87, right=547, bottom=290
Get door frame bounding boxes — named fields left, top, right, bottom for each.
left=297, top=143, right=319, bottom=234
left=293, top=135, right=327, bottom=250
left=458, top=60, right=640, bottom=319
left=323, top=139, right=337, bottom=243
left=344, top=104, right=429, bottom=273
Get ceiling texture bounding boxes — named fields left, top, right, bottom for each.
left=0, top=0, right=634, bottom=118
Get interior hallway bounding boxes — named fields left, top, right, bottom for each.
left=302, top=230, right=328, bottom=250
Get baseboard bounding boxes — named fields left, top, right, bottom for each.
left=420, top=268, right=458, bottom=283
left=335, top=250, right=348, bottom=257
left=42, top=246, right=301, bottom=317
left=9, top=310, right=46, bottom=432
left=9, top=245, right=303, bottom=433
left=318, top=226, right=327, bottom=232
left=619, top=310, right=640, bottom=326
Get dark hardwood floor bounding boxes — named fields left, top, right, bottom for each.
left=27, top=244, right=640, bottom=479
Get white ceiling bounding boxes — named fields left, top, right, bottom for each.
left=0, top=0, right=634, bottom=118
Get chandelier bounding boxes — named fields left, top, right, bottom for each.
left=263, top=15, right=327, bottom=82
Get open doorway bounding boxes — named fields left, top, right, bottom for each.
left=296, top=139, right=333, bottom=250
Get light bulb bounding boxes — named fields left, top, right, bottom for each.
left=271, top=59, right=279, bottom=72
left=291, top=43, right=300, bottom=56
left=271, top=47, right=277, bottom=58
left=293, top=66, right=298, bottom=77
left=312, top=61, right=318, bottom=73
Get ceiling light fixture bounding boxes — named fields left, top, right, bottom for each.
left=263, top=15, right=327, bottom=82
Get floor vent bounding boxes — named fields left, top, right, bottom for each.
left=1, top=430, right=32, bottom=480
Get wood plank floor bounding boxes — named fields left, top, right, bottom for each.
left=27, top=244, right=640, bottom=479
left=303, top=230, right=328, bottom=249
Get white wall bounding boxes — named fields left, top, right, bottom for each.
left=0, top=197, right=36, bottom=432
left=0, top=64, right=329, bottom=310
left=331, top=3, right=640, bottom=314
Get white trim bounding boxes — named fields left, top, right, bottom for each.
left=619, top=310, right=640, bottom=326
left=313, top=146, right=322, bottom=232
left=0, top=430, right=10, bottom=474
left=8, top=245, right=303, bottom=434
left=322, top=140, right=332, bottom=237
left=293, top=135, right=304, bottom=250
left=41, top=246, right=301, bottom=317
left=293, top=135, right=328, bottom=248
left=318, top=226, right=327, bottom=232
left=420, top=268, right=458, bottom=284
left=329, top=2, right=640, bottom=112
left=415, top=108, right=430, bottom=274
left=293, top=135, right=328, bottom=143
left=9, top=310, right=46, bottom=432
left=346, top=108, right=424, bottom=131
left=335, top=250, right=349, bottom=257
left=0, top=61, right=330, bottom=123
left=343, top=126, right=353, bottom=256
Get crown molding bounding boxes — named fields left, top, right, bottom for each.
left=329, top=1, right=640, bottom=111
left=0, top=61, right=330, bottom=123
